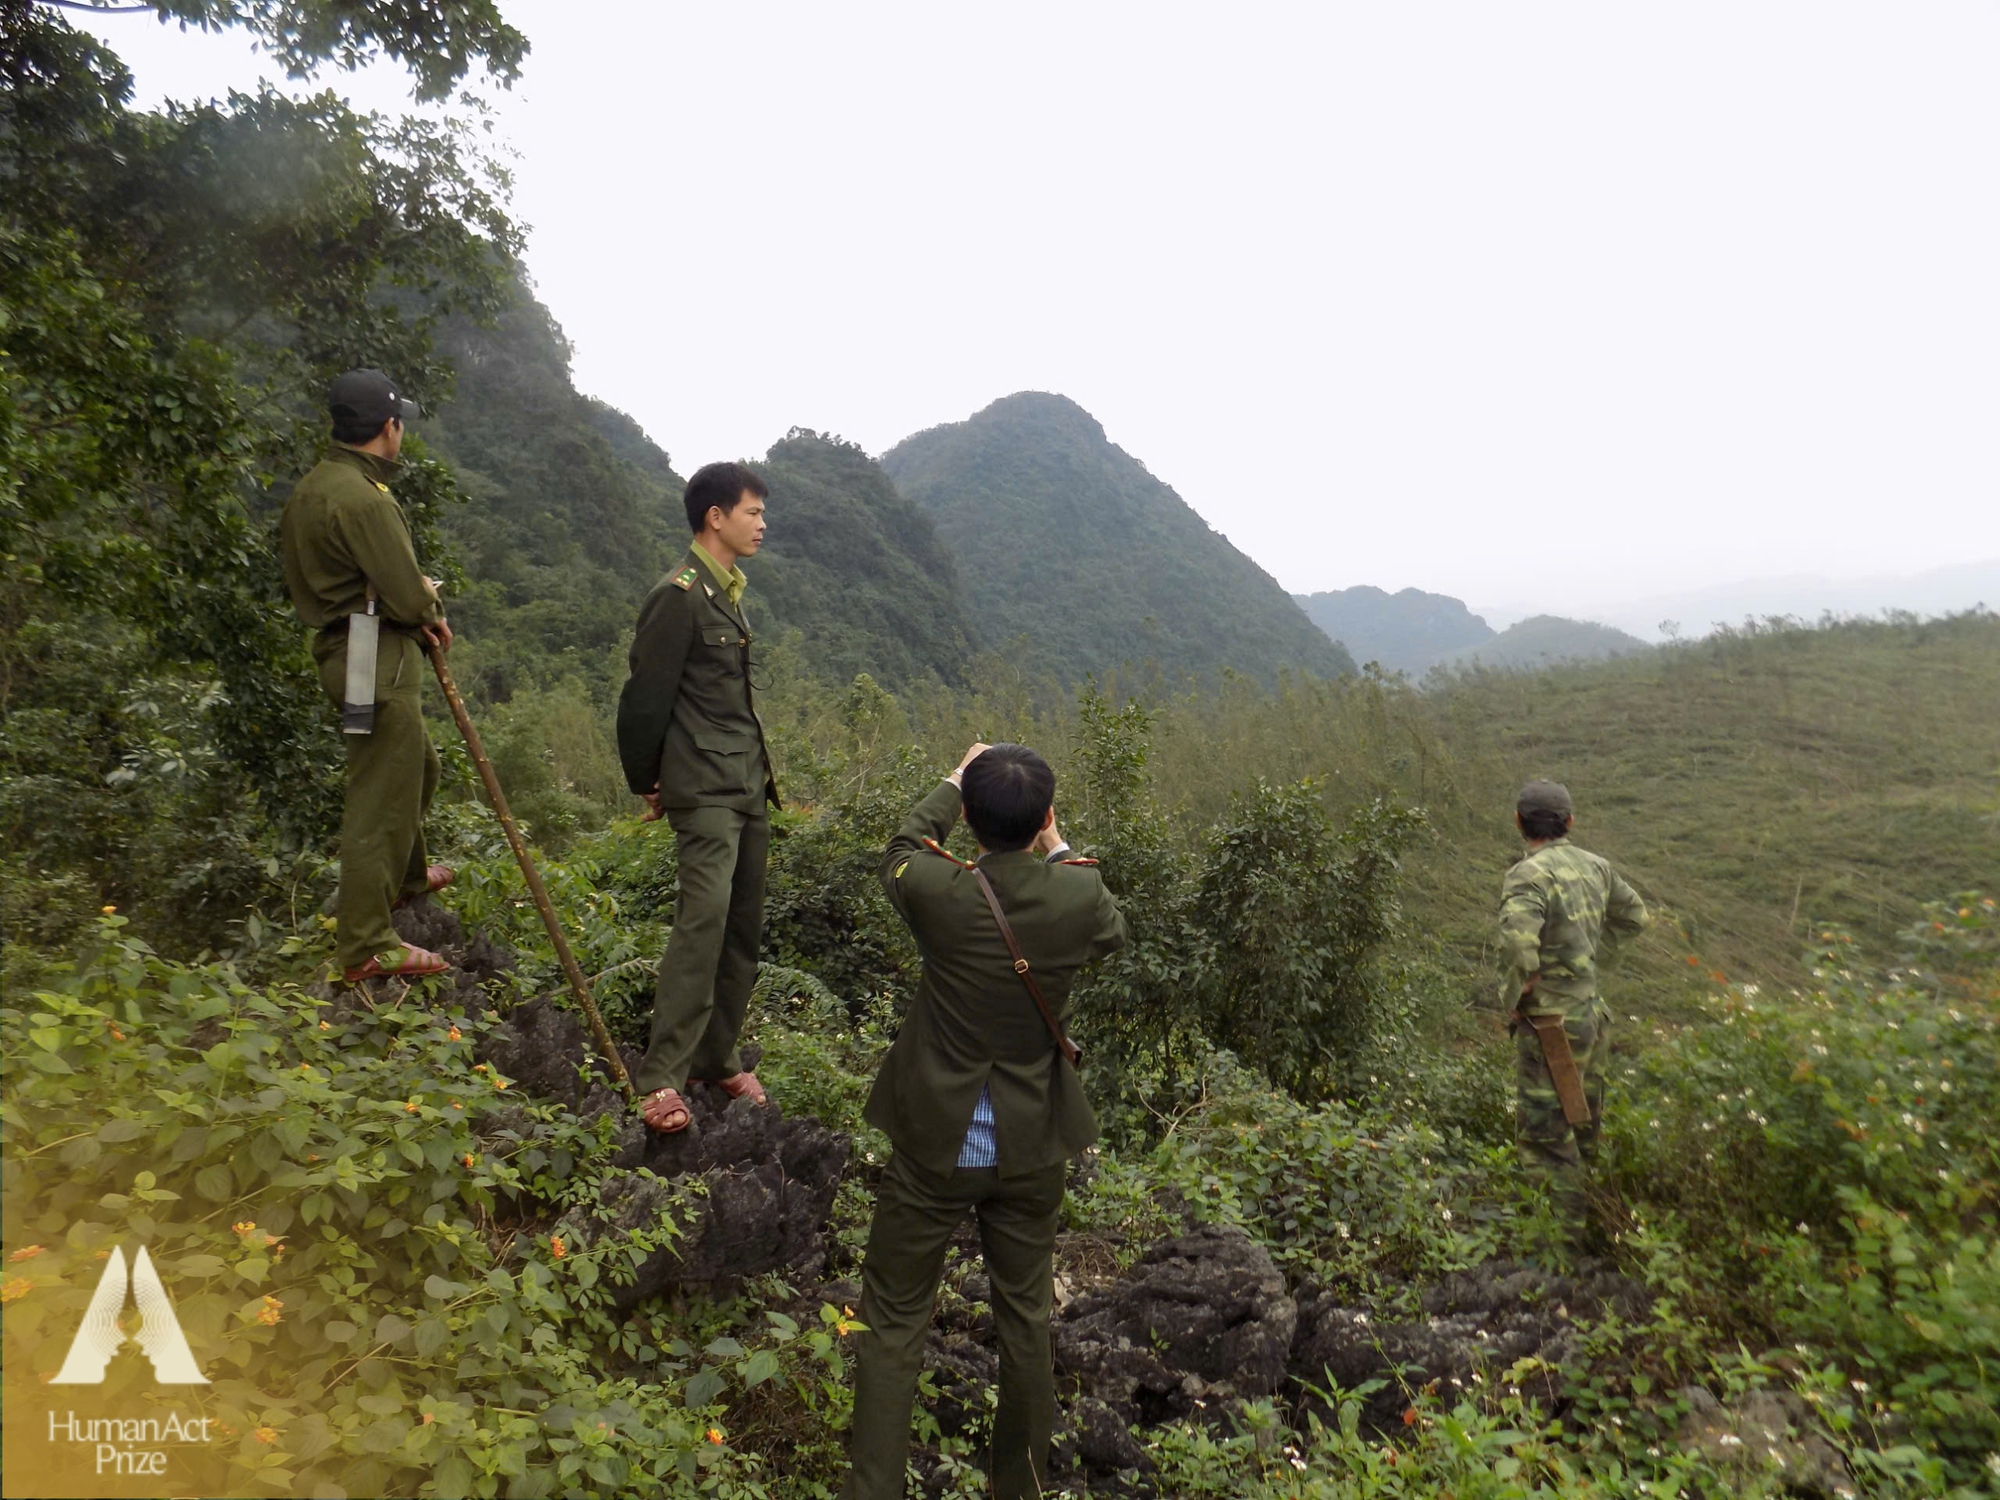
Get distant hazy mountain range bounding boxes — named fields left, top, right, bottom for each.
left=1292, top=587, right=1650, bottom=677
left=1474, top=560, right=2000, bottom=642
left=430, top=283, right=1988, bottom=696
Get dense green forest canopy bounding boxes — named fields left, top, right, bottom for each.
left=743, top=430, right=977, bottom=690
left=1, top=0, right=520, bottom=938
left=881, top=391, right=1357, bottom=687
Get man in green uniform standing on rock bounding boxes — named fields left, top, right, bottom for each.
left=616, top=462, right=781, bottom=1134
left=279, top=369, right=456, bottom=983
left=845, top=742, right=1127, bottom=1500
left=1498, top=779, right=1650, bottom=1207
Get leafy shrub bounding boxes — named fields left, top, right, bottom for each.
left=1607, top=897, right=2000, bottom=1481
left=0, top=917, right=851, bottom=1498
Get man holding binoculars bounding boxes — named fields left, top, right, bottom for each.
left=844, top=742, right=1128, bottom=1500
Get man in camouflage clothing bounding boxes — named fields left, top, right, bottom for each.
left=1497, top=780, right=1650, bottom=1199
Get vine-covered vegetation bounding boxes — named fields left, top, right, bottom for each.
left=5, top=1, right=2000, bottom=1495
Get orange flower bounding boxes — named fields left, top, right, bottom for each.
left=253, top=1426, right=278, bottom=1445
left=319, top=1021, right=331, bottom=1031
left=7, top=1246, right=44, bottom=1262
left=1710, top=971, right=1727, bottom=983
left=447, top=1026, right=462, bottom=1041
left=450, top=1101, right=462, bottom=1110
left=462, top=1153, right=477, bottom=1169
left=706, top=1427, right=724, bottom=1445
left=232, top=1222, right=257, bottom=1238
left=299, top=1063, right=311, bottom=1074
left=549, top=1236, right=566, bottom=1259
left=493, top=1077, right=509, bottom=1091
left=420, top=1411, right=435, bottom=1426
left=256, top=1295, right=283, bottom=1327
left=1401, top=1407, right=1419, bottom=1427
left=101, top=905, right=116, bottom=915
left=1685, top=955, right=1700, bottom=967
left=110, top=1028, right=125, bottom=1041
left=0, top=1277, right=32, bottom=1304
left=404, top=1100, right=421, bottom=1113
left=473, top=1064, right=487, bottom=1073
left=263, top=1233, right=279, bottom=1247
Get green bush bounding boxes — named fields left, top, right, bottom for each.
left=0, top=917, right=853, bottom=1498
left=1607, top=896, right=2000, bottom=1481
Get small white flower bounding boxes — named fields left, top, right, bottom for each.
left=1719, top=1433, right=1743, bottom=1448
left=1337, top=1222, right=1351, bottom=1239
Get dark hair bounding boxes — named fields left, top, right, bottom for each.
left=683, top=462, right=768, bottom=534
left=1519, top=808, right=1570, bottom=841
left=332, top=413, right=395, bottom=446
left=960, top=744, right=1055, bottom=852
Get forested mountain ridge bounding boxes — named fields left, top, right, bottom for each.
left=421, top=283, right=977, bottom=700
left=423, top=291, right=684, bottom=707
left=881, top=392, right=1356, bottom=685
left=745, top=432, right=978, bottom=688
left=1293, top=585, right=1495, bottom=675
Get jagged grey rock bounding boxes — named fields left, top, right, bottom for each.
left=1054, top=1222, right=1296, bottom=1466
left=1289, top=1257, right=1652, bottom=1431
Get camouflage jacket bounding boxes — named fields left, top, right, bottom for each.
left=1497, top=838, right=1649, bottom=1013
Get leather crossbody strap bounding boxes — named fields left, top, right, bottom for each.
left=970, top=866, right=1083, bottom=1069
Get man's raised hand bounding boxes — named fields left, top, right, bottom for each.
left=947, top=742, right=993, bottom=787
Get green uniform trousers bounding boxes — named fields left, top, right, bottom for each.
left=844, top=1152, right=1067, bottom=1500
left=314, top=630, right=441, bottom=971
left=1515, top=1000, right=1609, bottom=1211
left=634, top=805, right=770, bottom=1095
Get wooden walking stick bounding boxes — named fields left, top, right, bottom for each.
left=428, top=643, right=635, bottom=1103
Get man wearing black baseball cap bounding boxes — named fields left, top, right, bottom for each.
left=279, top=369, right=456, bottom=983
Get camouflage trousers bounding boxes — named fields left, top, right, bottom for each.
left=1514, top=1000, right=1609, bottom=1179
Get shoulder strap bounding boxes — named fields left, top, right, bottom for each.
left=970, top=866, right=1083, bottom=1069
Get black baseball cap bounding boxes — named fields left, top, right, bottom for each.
left=1517, top=779, right=1574, bottom=818
left=328, top=369, right=421, bottom=431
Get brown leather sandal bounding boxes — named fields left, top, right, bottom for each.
left=717, top=1071, right=768, bottom=1106
left=640, top=1087, right=691, bottom=1133
left=343, top=944, right=450, bottom=984
left=394, top=866, right=457, bottom=909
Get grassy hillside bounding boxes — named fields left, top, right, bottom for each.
left=1124, top=612, right=1999, bottom=1016
left=1293, top=585, right=1495, bottom=675
left=1430, top=613, right=1651, bottom=673
left=881, top=392, right=1355, bottom=686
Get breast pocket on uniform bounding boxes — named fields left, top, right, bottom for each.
left=691, top=730, right=758, bottom=797
left=699, top=625, right=746, bottom=669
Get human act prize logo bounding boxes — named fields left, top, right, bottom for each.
left=53, top=1244, right=208, bottom=1385
left=28, top=1245, right=218, bottom=1484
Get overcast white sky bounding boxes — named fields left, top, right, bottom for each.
left=92, top=2, right=2000, bottom=608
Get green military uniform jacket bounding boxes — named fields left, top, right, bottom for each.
left=867, top=780, right=1128, bottom=1178
left=1498, top=837, right=1650, bottom=1014
left=278, top=447, right=444, bottom=635
left=616, top=545, right=779, bottom=813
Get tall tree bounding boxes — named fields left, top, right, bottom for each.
left=0, top=0, right=522, bottom=942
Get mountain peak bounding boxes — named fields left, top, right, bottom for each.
left=882, top=397, right=1352, bottom=685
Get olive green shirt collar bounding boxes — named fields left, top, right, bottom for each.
left=329, top=445, right=402, bottom=487
left=690, top=540, right=748, bottom=607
